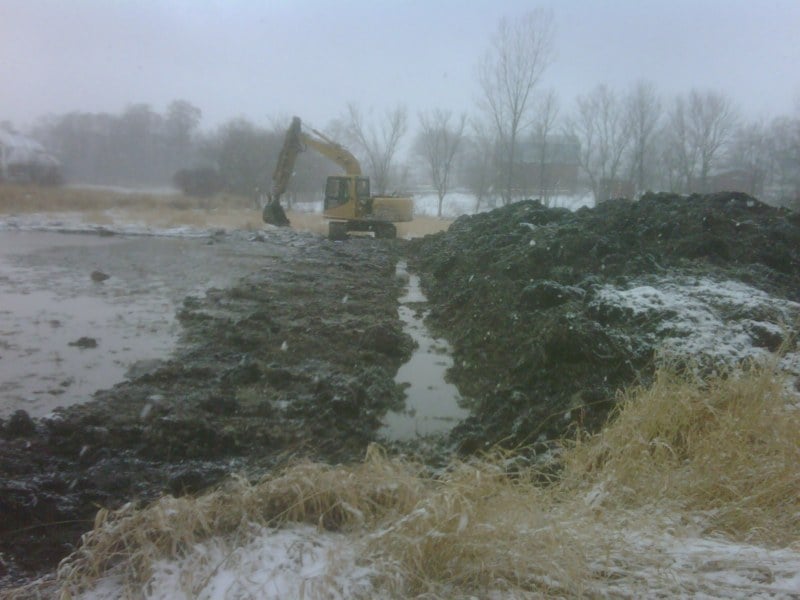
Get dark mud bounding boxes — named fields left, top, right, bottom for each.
left=408, top=192, right=800, bottom=454
left=0, top=231, right=414, bottom=585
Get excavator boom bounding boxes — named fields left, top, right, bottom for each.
left=299, top=127, right=362, bottom=176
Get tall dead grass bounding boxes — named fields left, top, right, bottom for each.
left=0, top=184, right=253, bottom=213
left=38, top=363, right=800, bottom=598
left=562, top=363, right=800, bottom=544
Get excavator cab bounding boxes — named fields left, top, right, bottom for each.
left=324, top=176, right=371, bottom=214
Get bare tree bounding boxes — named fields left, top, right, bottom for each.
left=568, top=84, right=632, bottom=202
left=415, top=109, right=467, bottom=217
left=664, top=90, right=737, bottom=193
left=165, top=100, right=202, bottom=150
left=477, top=9, right=555, bottom=205
left=767, top=114, right=800, bottom=207
left=461, top=117, right=498, bottom=212
left=688, top=90, right=738, bottom=191
left=651, top=126, right=683, bottom=193
left=726, top=120, right=770, bottom=196
left=625, top=80, right=662, bottom=195
left=531, top=89, right=560, bottom=205
left=663, top=96, right=697, bottom=192
left=345, top=103, right=408, bottom=195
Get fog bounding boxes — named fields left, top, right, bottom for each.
left=2, top=0, right=799, bottom=130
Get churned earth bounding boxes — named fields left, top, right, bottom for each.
left=1, top=190, right=800, bottom=588
left=408, top=192, right=800, bottom=453
left=0, top=225, right=417, bottom=585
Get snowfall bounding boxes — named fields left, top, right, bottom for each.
left=2, top=191, right=800, bottom=598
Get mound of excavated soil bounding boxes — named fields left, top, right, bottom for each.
left=407, top=192, right=800, bottom=453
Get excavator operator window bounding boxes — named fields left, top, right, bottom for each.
left=325, top=176, right=348, bottom=209
left=356, top=177, right=370, bottom=199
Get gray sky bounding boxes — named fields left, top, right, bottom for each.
left=2, top=0, right=799, bottom=131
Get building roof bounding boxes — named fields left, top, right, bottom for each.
left=0, top=130, right=59, bottom=167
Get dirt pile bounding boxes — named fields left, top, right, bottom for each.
left=407, top=192, right=800, bottom=452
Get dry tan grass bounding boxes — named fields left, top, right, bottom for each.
left=0, top=184, right=255, bottom=213
left=55, top=446, right=428, bottom=597
left=0, top=184, right=451, bottom=237
left=46, top=364, right=800, bottom=598
left=562, top=363, right=800, bottom=545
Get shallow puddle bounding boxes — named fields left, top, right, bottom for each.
left=0, top=232, right=178, bottom=417
left=0, top=228, right=297, bottom=419
left=380, top=261, right=469, bottom=441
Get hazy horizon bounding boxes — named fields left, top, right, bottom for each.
left=2, top=0, right=799, bottom=132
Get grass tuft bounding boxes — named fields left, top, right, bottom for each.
left=562, top=362, right=800, bottom=544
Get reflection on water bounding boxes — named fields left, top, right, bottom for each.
left=380, top=261, right=469, bottom=441
left=0, top=232, right=177, bottom=418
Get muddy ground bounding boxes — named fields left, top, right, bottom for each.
left=2, top=191, right=800, bottom=586
left=0, top=228, right=417, bottom=585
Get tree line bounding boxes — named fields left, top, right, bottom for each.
left=19, top=9, right=800, bottom=213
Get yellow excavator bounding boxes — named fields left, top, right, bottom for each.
left=262, top=116, right=413, bottom=239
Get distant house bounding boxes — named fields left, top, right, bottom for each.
left=517, top=135, right=581, bottom=197
left=0, top=129, right=62, bottom=185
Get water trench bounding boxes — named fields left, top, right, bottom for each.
left=380, top=261, right=470, bottom=441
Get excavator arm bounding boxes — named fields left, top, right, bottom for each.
left=262, top=117, right=301, bottom=226
left=299, top=128, right=361, bottom=176
left=262, top=116, right=363, bottom=226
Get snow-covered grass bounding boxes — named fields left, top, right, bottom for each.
left=82, top=524, right=377, bottom=600
left=37, top=363, right=800, bottom=599
left=591, top=275, right=800, bottom=392
left=0, top=183, right=268, bottom=236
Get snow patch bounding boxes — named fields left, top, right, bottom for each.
left=0, top=211, right=216, bottom=238
left=593, top=276, right=800, bottom=378
left=79, top=524, right=379, bottom=600
left=590, top=524, right=800, bottom=598
left=411, top=192, right=594, bottom=219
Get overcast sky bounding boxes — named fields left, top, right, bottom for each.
left=2, top=0, right=799, bottom=132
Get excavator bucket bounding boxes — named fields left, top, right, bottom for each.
left=262, top=196, right=290, bottom=227
left=261, top=117, right=302, bottom=228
